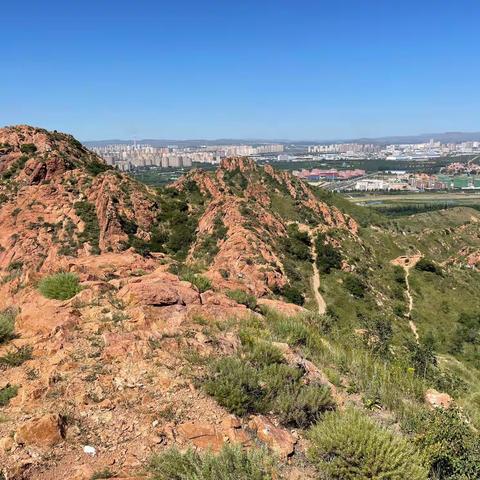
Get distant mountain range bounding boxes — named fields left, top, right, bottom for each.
left=84, top=131, right=480, bottom=147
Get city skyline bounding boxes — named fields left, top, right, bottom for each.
left=2, top=0, right=480, bottom=140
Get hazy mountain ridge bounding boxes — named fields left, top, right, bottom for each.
left=83, top=131, right=480, bottom=147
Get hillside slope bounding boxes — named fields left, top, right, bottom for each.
left=0, top=126, right=479, bottom=480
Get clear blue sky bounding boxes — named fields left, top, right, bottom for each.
left=2, top=0, right=479, bottom=140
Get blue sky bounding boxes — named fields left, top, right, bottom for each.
left=1, top=0, right=479, bottom=140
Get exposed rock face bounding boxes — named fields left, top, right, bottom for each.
left=0, top=125, right=158, bottom=272
left=425, top=389, right=453, bottom=409
left=177, top=421, right=224, bottom=451
left=174, top=156, right=358, bottom=296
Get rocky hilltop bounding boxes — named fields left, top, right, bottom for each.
left=0, top=126, right=479, bottom=480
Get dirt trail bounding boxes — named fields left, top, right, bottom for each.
left=391, top=254, right=422, bottom=341
left=294, top=223, right=327, bottom=315
left=309, top=230, right=327, bottom=315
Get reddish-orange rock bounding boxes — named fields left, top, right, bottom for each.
left=177, top=421, right=224, bottom=452
left=15, top=414, right=64, bottom=447
left=249, top=415, right=296, bottom=457
left=425, top=389, right=453, bottom=409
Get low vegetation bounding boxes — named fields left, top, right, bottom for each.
left=0, top=309, right=16, bottom=344
left=225, top=289, right=257, bottom=310
left=148, top=444, right=276, bottom=480
left=203, top=329, right=334, bottom=427
left=38, top=272, right=82, bottom=300
left=0, top=385, right=18, bottom=407
left=0, top=346, right=32, bottom=368
left=181, top=272, right=212, bottom=293
left=308, top=408, right=428, bottom=480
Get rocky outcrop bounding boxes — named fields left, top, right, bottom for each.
left=15, top=414, right=65, bottom=447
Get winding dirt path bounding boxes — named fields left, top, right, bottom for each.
left=293, top=223, right=327, bottom=315
left=309, top=230, right=327, bottom=315
left=391, top=254, right=422, bottom=341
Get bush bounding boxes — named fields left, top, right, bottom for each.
left=203, top=357, right=262, bottom=416
left=38, top=272, right=82, bottom=300
left=226, top=289, right=257, bottom=310
left=148, top=444, right=276, bottom=480
left=203, top=336, right=334, bottom=427
left=181, top=272, right=212, bottom=293
left=415, top=258, right=441, bottom=275
left=0, top=346, right=32, bottom=368
left=308, top=408, right=428, bottom=480
left=408, top=407, right=480, bottom=480
left=279, top=284, right=304, bottom=305
left=315, top=233, right=342, bottom=274
left=343, top=274, right=367, bottom=298
left=273, top=383, right=334, bottom=428
left=0, top=309, right=16, bottom=344
left=0, top=384, right=18, bottom=406
left=20, top=143, right=37, bottom=154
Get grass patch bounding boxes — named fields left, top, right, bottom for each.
left=181, top=272, right=212, bottom=293
left=226, top=289, right=257, bottom=310
left=38, top=272, right=82, bottom=300
left=148, top=444, right=276, bottom=480
left=203, top=332, right=334, bottom=427
left=0, top=309, right=16, bottom=344
left=0, top=385, right=18, bottom=406
left=0, top=346, right=32, bottom=368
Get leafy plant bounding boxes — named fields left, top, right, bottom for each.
left=226, top=289, right=257, bottom=310
left=308, top=408, right=428, bottom=480
left=148, top=444, right=276, bottom=480
left=407, top=407, right=480, bottom=480
left=0, top=385, right=18, bottom=407
left=0, top=309, right=16, bottom=344
left=38, top=272, right=82, bottom=300
left=181, top=272, right=212, bottom=293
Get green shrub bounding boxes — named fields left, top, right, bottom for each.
left=343, top=274, right=367, bottom=298
left=415, top=258, right=442, bottom=275
left=315, top=233, right=342, bottom=274
left=273, top=383, right=334, bottom=428
left=38, top=272, right=82, bottom=300
left=308, top=408, right=428, bottom=480
left=148, top=444, right=276, bottom=480
left=226, top=289, right=257, bottom=310
left=407, top=407, right=480, bottom=480
left=20, top=143, right=37, bottom=154
left=0, top=309, right=16, bottom=344
left=242, top=339, right=284, bottom=367
left=203, top=336, right=334, bottom=427
left=203, top=357, right=262, bottom=416
left=279, top=284, right=304, bottom=305
left=74, top=201, right=100, bottom=254
left=0, top=385, right=18, bottom=406
left=0, top=346, right=32, bottom=368
left=181, top=272, right=212, bottom=293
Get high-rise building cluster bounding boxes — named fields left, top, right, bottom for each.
left=92, top=143, right=284, bottom=170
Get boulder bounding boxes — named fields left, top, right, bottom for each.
left=425, top=388, right=453, bottom=409
left=249, top=415, right=296, bottom=457
left=118, top=272, right=200, bottom=307
left=15, top=414, right=64, bottom=447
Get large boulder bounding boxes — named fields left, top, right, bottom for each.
left=15, top=414, right=64, bottom=447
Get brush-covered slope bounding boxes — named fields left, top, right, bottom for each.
left=0, top=126, right=479, bottom=480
